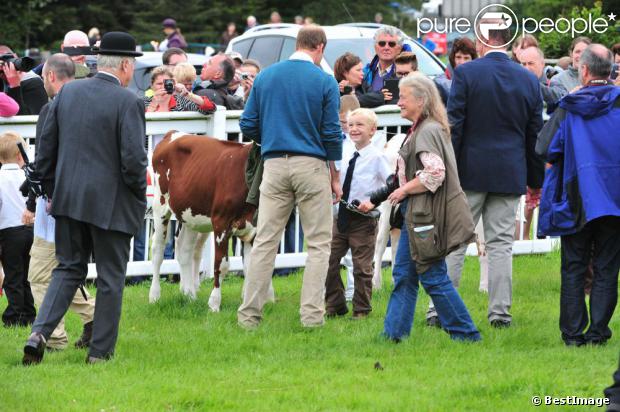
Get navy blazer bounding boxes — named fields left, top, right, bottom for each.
left=447, top=52, right=543, bottom=195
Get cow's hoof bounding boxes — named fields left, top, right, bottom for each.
left=372, top=275, right=383, bottom=290
left=208, top=288, right=221, bottom=312
left=149, top=288, right=161, bottom=303
left=266, top=284, right=276, bottom=303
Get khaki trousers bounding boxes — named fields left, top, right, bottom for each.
left=238, top=156, right=333, bottom=327
left=28, top=236, right=95, bottom=349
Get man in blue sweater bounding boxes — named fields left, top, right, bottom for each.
left=238, top=26, right=343, bottom=328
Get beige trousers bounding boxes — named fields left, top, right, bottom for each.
left=238, top=156, right=333, bottom=327
left=28, top=237, right=95, bottom=349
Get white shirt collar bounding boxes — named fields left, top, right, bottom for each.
left=289, top=51, right=314, bottom=63
left=0, top=163, right=19, bottom=170
left=377, top=63, right=394, bottom=77
left=354, top=142, right=374, bottom=158
left=98, top=70, right=121, bottom=84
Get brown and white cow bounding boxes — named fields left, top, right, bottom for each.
left=149, top=131, right=273, bottom=312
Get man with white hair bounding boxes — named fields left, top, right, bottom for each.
left=362, top=26, right=409, bottom=93
left=61, top=30, right=94, bottom=79
left=22, top=32, right=147, bottom=365
left=245, top=15, right=258, bottom=32
left=26, top=53, right=96, bottom=352
left=537, top=44, right=620, bottom=347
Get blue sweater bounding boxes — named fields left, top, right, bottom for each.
left=240, top=59, right=342, bottom=161
left=538, top=85, right=620, bottom=237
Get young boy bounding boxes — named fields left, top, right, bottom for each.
left=325, top=108, right=392, bottom=319
left=0, top=131, right=36, bottom=327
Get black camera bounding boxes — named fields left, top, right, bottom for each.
left=368, top=174, right=399, bottom=206
left=546, top=67, right=559, bottom=81
left=343, top=85, right=353, bottom=94
left=240, top=72, right=250, bottom=80
left=0, top=53, right=36, bottom=72
left=163, top=79, right=174, bottom=94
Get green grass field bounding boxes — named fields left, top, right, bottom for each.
left=2, top=252, right=618, bottom=411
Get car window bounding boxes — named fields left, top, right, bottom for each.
left=280, top=37, right=296, bottom=62
left=232, top=39, right=254, bottom=58
left=323, top=38, right=444, bottom=77
left=247, top=36, right=284, bottom=68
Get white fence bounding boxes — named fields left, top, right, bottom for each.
left=0, top=106, right=557, bottom=279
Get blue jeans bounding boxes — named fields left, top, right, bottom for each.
left=383, top=203, right=481, bottom=342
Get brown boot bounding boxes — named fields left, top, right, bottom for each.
left=74, top=321, right=93, bottom=349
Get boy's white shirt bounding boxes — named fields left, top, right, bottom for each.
left=0, top=164, right=27, bottom=230
left=339, top=138, right=392, bottom=204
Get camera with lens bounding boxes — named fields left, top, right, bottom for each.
left=0, top=53, right=36, bottom=72
left=163, top=79, right=174, bottom=94
left=240, top=72, right=250, bottom=81
left=368, top=174, right=399, bottom=206
left=546, top=67, right=559, bottom=81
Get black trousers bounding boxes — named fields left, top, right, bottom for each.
left=560, top=216, right=620, bottom=344
left=0, top=225, right=35, bottom=327
left=605, top=356, right=620, bottom=411
left=32, top=216, right=131, bottom=359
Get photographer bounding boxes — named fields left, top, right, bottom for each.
left=0, top=46, right=47, bottom=115
left=238, top=59, right=261, bottom=102
left=380, top=73, right=480, bottom=343
left=144, top=66, right=214, bottom=125
left=172, top=62, right=215, bottom=111
left=334, top=52, right=386, bottom=108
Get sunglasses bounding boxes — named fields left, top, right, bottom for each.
left=377, top=41, right=398, bottom=48
left=396, top=71, right=410, bottom=77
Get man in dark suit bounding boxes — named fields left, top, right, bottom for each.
left=22, top=32, right=147, bottom=365
left=441, top=22, right=543, bottom=328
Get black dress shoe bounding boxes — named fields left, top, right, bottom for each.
left=74, top=321, right=93, bottom=349
left=86, top=356, right=108, bottom=365
left=426, top=316, right=441, bottom=328
left=490, top=319, right=511, bottom=329
left=564, top=339, right=585, bottom=347
left=326, top=307, right=349, bottom=318
left=23, top=332, right=47, bottom=366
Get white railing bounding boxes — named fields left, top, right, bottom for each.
left=0, top=106, right=558, bottom=278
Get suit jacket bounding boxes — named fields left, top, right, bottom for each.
left=448, top=52, right=544, bottom=195
left=37, top=72, right=147, bottom=236
left=6, top=75, right=48, bottom=115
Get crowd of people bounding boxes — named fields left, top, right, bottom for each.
left=1, top=15, right=620, bottom=406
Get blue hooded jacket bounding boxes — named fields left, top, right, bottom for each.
left=362, top=43, right=412, bottom=89
left=538, top=85, right=620, bottom=237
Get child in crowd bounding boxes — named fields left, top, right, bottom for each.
left=325, top=108, right=392, bottom=319
left=0, top=131, right=35, bottom=327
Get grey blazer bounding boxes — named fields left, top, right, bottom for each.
left=37, top=72, right=147, bottom=236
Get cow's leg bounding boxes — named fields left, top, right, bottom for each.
left=149, top=211, right=171, bottom=303
left=373, top=201, right=391, bottom=290
left=389, top=228, right=401, bottom=284
left=177, top=226, right=199, bottom=300
left=208, top=235, right=229, bottom=312
left=242, top=239, right=252, bottom=278
left=192, top=232, right=209, bottom=293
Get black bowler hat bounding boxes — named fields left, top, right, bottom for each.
left=92, top=32, right=143, bottom=57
